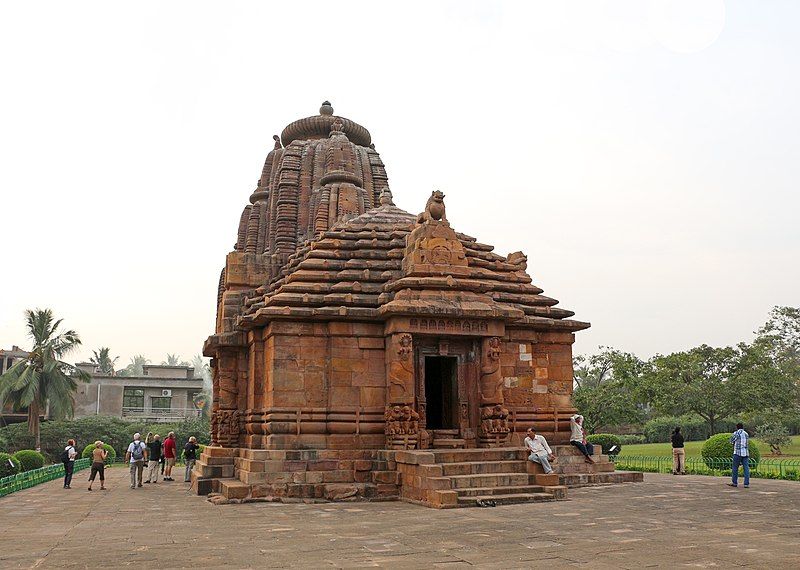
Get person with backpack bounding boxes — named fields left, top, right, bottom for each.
left=183, top=436, right=199, bottom=482
left=162, top=431, right=177, bottom=481
left=125, top=432, right=148, bottom=489
left=61, top=439, right=78, bottom=489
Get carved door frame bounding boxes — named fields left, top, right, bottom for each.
left=414, top=337, right=478, bottom=445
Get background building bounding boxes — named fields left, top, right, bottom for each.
left=73, top=363, right=205, bottom=422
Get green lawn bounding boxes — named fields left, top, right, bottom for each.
left=618, top=435, right=800, bottom=458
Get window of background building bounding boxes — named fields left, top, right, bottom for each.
left=151, top=396, right=171, bottom=413
left=123, top=387, right=144, bottom=411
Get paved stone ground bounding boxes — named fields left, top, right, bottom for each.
left=1, top=467, right=799, bottom=569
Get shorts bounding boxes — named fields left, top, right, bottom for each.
left=165, top=458, right=176, bottom=467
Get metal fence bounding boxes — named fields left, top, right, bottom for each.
left=612, top=455, right=800, bottom=480
left=0, top=458, right=92, bottom=497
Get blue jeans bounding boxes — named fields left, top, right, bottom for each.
left=732, top=454, right=750, bottom=486
left=570, top=440, right=594, bottom=458
left=528, top=452, right=553, bottom=474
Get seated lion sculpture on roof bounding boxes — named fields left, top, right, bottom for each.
left=417, top=190, right=447, bottom=224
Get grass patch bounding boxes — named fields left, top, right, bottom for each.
left=618, top=435, right=800, bottom=458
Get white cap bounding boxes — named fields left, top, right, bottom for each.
left=133, top=432, right=141, bottom=440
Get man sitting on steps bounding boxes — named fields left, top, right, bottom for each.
left=524, top=427, right=556, bottom=474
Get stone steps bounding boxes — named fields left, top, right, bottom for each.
left=457, top=492, right=554, bottom=507
left=455, top=484, right=546, bottom=497
left=444, top=472, right=532, bottom=489
left=554, top=462, right=616, bottom=475
left=558, top=470, right=644, bottom=488
left=431, top=448, right=526, bottom=463
left=441, top=460, right=527, bottom=476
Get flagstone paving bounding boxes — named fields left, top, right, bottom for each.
left=1, top=467, right=799, bottom=568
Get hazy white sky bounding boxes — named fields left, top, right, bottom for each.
left=1, top=1, right=797, bottom=366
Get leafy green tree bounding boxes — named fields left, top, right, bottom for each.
left=755, top=305, right=800, bottom=383
left=118, top=354, right=149, bottom=377
left=89, top=347, right=119, bottom=375
left=572, top=348, right=647, bottom=432
left=0, top=309, right=90, bottom=451
left=756, top=421, right=792, bottom=455
left=641, top=343, right=796, bottom=435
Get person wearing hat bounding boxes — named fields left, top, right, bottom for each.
left=87, top=441, right=108, bottom=491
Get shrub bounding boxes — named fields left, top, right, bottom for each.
left=618, top=434, right=646, bottom=446
left=81, top=443, right=117, bottom=464
left=587, top=433, right=623, bottom=454
left=12, top=450, right=45, bottom=472
left=701, top=433, right=761, bottom=470
left=0, top=452, right=21, bottom=478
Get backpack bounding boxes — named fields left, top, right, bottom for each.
left=130, top=441, right=145, bottom=461
left=60, top=447, right=71, bottom=463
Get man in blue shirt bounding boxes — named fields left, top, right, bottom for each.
left=728, top=423, right=750, bottom=488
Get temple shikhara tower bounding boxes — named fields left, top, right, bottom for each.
left=196, top=103, right=640, bottom=507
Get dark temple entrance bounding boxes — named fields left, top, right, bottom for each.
left=424, top=356, right=458, bottom=429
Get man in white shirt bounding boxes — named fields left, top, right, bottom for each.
left=524, top=427, right=556, bottom=474
left=125, top=432, right=149, bottom=489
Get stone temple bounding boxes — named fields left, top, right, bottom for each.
left=195, top=103, right=640, bottom=507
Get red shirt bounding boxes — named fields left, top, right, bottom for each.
left=163, top=437, right=177, bottom=459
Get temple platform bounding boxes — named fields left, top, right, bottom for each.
left=191, top=444, right=642, bottom=508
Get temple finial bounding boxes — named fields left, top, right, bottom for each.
left=320, top=101, right=334, bottom=116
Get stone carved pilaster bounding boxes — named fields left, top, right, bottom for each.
left=211, top=351, right=241, bottom=448
left=478, top=337, right=509, bottom=447
left=385, top=333, right=419, bottom=449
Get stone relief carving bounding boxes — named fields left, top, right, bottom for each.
left=213, top=409, right=241, bottom=447
left=479, top=337, right=503, bottom=405
left=384, top=404, right=420, bottom=450
left=387, top=333, right=414, bottom=404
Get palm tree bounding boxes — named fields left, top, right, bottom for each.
left=90, top=347, right=119, bottom=375
left=0, top=309, right=90, bottom=451
left=162, top=354, right=188, bottom=366
left=118, top=354, right=149, bottom=377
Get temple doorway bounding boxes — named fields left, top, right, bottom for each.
left=424, top=356, right=458, bottom=429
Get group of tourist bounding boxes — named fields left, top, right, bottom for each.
left=61, top=432, right=200, bottom=491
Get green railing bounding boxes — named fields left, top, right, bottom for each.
left=0, top=458, right=92, bottom=497
left=611, top=455, right=800, bottom=480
